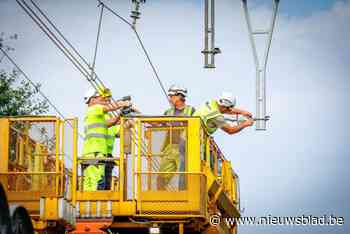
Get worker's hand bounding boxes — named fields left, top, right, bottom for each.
left=241, top=111, right=253, bottom=118
left=111, top=116, right=121, bottom=124
left=243, top=118, right=254, bottom=127
left=113, top=100, right=131, bottom=109
left=131, top=105, right=141, bottom=114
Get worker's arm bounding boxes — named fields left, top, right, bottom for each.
left=106, top=116, right=120, bottom=127
left=229, top=107, right=252, bottom=118
left=103, top=100, right=131, bottom=113
left=220, top=119, right=254, bottom=135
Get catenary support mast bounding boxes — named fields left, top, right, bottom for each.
left=241, top=0, right=279, bottom=130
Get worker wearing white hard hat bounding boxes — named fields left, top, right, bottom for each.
left=164, top=84, right=195, bottom=116
left=84, top=88, right=98, bottom=104
left=194, top=92, right=254, bottom=135
left=157, top=85, right=195, bottom=191
left=82, top=87, right=130, bottom=191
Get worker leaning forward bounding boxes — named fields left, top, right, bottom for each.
left=194, top=92, right=254, bottom=135
left=82, top=87, right=129, bottom=191
left=158, top=85, right=195, bottom=190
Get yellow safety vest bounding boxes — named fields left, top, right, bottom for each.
left=194, top=100, right=223, bottom=135
left=83, top=104, right=109, bottom=155
left=104, top=113, right=120, bottom=155
left=164, top=105, right=195, bottom=116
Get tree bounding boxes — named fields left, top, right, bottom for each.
left=0, top=69, right=49, bottom=116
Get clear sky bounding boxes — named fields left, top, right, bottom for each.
left=0, top=0, right=349, bottom=233
left=257, top=0, right=337, bottom=16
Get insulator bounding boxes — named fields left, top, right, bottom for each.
left=130, top=0, right=146, bottom=27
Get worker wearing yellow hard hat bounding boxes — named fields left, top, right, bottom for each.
left=194, top=92, right=254, bottom=135
left=157, top=85, right=195, bottom=190
left=82, top=86, right=129, bottom=191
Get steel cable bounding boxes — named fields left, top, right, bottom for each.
left=0, top=47, right=85, bottom=140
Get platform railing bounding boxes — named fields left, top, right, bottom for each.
left=0, top=116, right=76, bottom=225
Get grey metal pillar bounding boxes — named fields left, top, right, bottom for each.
left=241, top=0, right=279, bottom=130
left=202, top=0, right=221, bottom=68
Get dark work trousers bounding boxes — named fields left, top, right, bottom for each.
left=97, top=153, right=114, bottom=190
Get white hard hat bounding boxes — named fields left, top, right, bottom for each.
left=84, top=88, right=98, bottom=104
left=168, top=84, right=187, bottom=97
left=218, top=92, right=237, bottom=108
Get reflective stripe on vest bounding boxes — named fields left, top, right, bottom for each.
left=194, top=100, right=223, bottom=134
left=84, top=123, right=108, bottom=132
left=84, top=133, right=114, bottom=141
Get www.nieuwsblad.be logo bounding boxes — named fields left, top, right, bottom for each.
left=209, top=214, right=345, bottom=227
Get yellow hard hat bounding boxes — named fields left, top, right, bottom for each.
left=97, top=85, right=112, bottom=97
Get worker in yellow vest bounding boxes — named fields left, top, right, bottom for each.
left=194, top=92, right=254, bottom=135
left=82, top=88, right=129, bottom=191
left=164, top=85, right=195, bottom=116
left=158, top=85, right=195, bottom=190
left=103, top=90, right=121, bottom=190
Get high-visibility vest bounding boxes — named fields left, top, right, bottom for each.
left=164, top=105, right=195, bottom=116
left=83, top=104, right=109, bottom=155
left=194, top=100, right=223, bottom=135
left=162, top=105, right=193, bottom=153
left=104, top=113, right=120, bottom=155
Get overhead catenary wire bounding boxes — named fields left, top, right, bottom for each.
left=0, top=54, right=6, bottom=63
left=24, top=0, right=115, bottom=111
left=28, top=0, right=97, bottom=74
left=0, top=46, right=85, bottom=140
left=18, top=0, right=169, bottom=108
left=30, top=0, right=169, bottom=103
left=91, top=3, right=105, bottom=77
left=29, top=0, right=115, bottom=103
left=94, top=1, right=174, bottom=157
left=27, top=0, right=135, bottom=107
left=16, top=0, right=153, bottom=153
left=97, top=0, right=169, bottom=101
left=16, top=0, right=155, bottom=156
left=17, top=0, right=110, bottom=99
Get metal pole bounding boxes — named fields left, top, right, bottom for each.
left=204, top=0, right=209, bottom=66
left=263, top=0, right=279, bottom=70
left=210, top=0, right=215, bottom=66
left=202, top=0, right=219, bottom=68
left=241, top=0, right=279, bottom=130
left=72, top=118, right=78, bottom=205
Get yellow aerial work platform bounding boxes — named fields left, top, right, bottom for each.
left=73, top=116, right=241, bottom=234
left=0, top=116, right=241, bottom=234
left=0, top=116, right=77, bottom=233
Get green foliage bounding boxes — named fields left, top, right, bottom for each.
left=0, top=69, right=49, bottom=116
